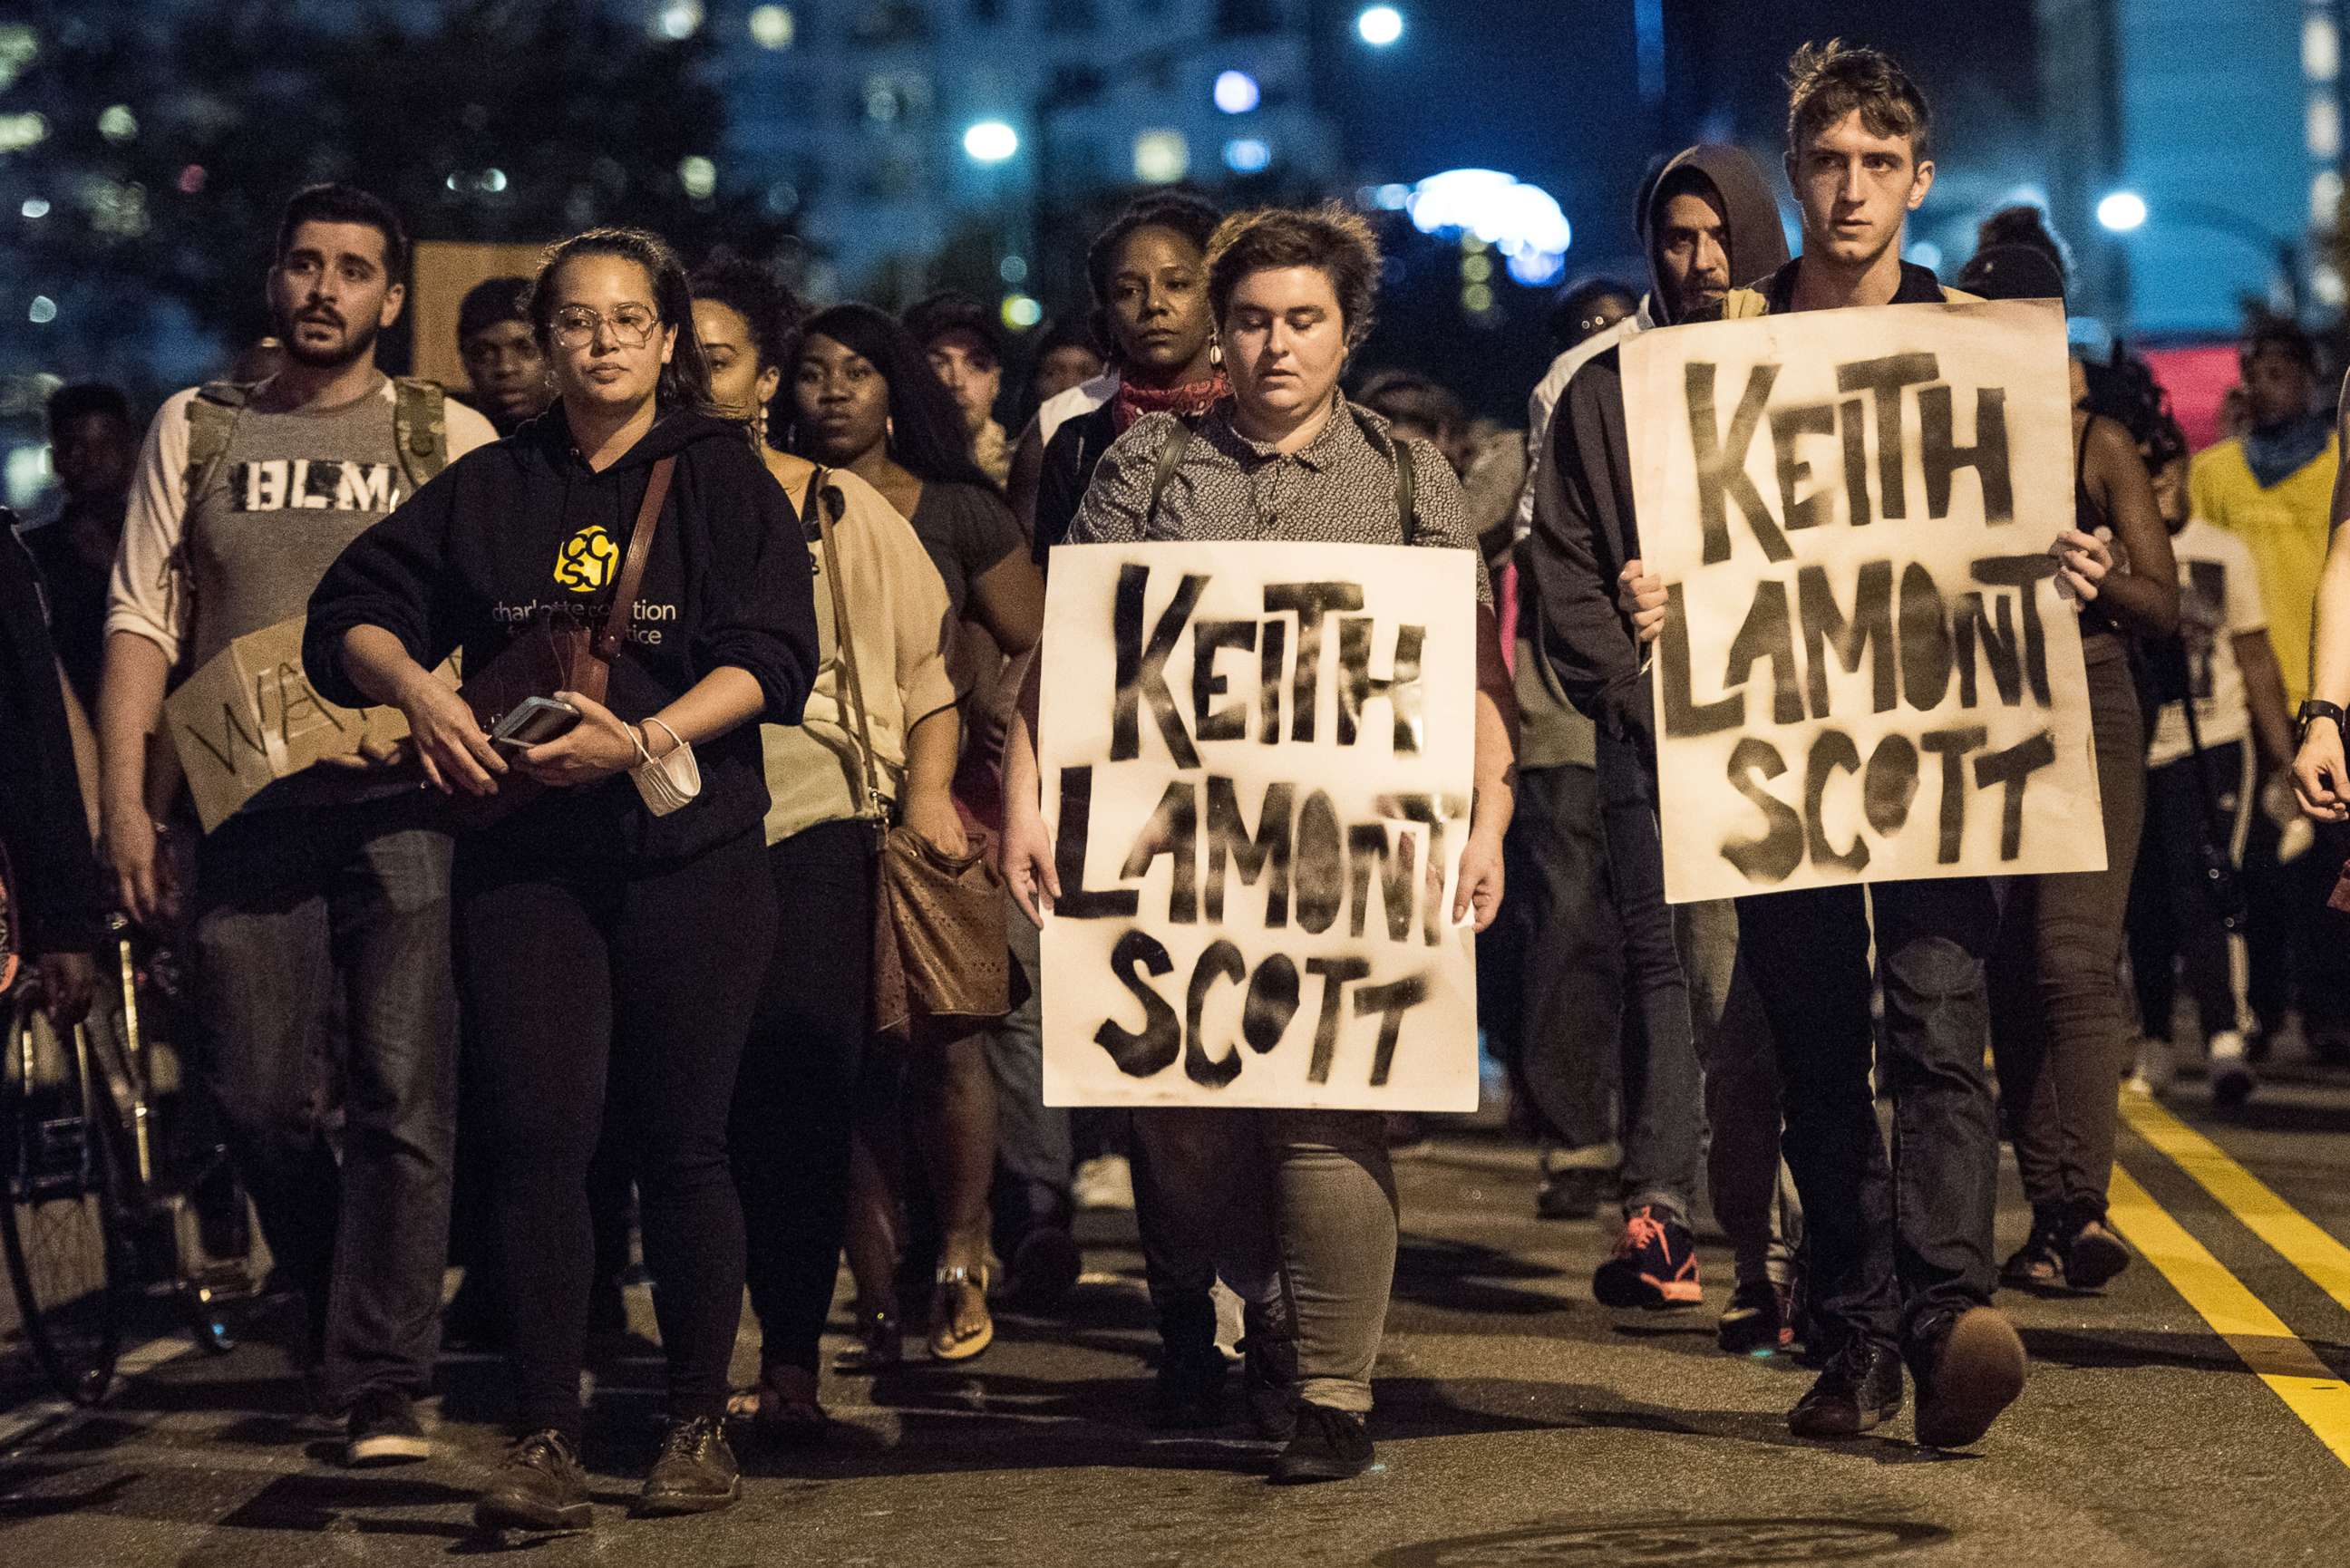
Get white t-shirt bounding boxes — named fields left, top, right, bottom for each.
left=2148, top=516, right=2267, bottom=769
left=1034, top=370, right=1119, bottom=452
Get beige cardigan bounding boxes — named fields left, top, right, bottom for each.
left=762, top=464, right=958, bottom=845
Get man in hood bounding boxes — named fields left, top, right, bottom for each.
left=1514, top=145, right=1799, bottom=1349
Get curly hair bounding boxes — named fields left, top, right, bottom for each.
left=1206, top=202, right=1384, bottom=347
left=687, top=248, right=805, bottom=374
left=1786, top=39, right=1931, bottom=164
left=782, top=302, right=998, bottom=494
left=1084, top=191, right=1223, bottom=308
left=525, top=227, right=715, bottom=414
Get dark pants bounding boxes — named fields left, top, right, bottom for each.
left=1737, top=875, right=2005, bottom=1356
left=2242, top=806, right=2350, bottom=1041
left=2130, top=740, right=2255, bottom=1048
left=190, top=792, right=456, bottom=1408
left=1595, top=734, right=1704, bottom=1219
left=455, top=829, right=773, bottom=1440
left=987, top=898, right=1073, bottom=1232
left=1491, top=762, right=1624, bottom=1154
left=732, top=819, right=876, bottom=1378
left=1991, top=651, right=2146, bottom=1226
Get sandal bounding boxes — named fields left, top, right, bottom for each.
left=927, top=1264, right=994, bottom=1362
left=833, top=1304, right=902, bottom=1373
left=725, top=1367, right=830, bottom=1447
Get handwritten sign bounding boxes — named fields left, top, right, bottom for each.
left=166, top=617, right=442, bottom=831
left=1038, top=541, right=1481, bottom=1110
left=1623, top=298, right=2106, bottom=903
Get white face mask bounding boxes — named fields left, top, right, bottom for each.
left=629, top=717, right=702, bottom=818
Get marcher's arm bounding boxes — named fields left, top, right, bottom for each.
left=2236, top=630, right=2296, bottom=772
left=2073, top=418, right=2179, bottom=636
left=2290, top=382, right=2350, bottom=818
left=96, top=631, right=172, bottom=922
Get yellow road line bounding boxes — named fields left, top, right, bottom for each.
left=2120, top=1092, right=2350, bottom=1317
left=2108, top=1163, right=2350, bottom=1467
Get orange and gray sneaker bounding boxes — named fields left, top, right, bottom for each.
left=1592, top=1205, right=1702, bottom=1309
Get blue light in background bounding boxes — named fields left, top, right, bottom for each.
left=1223, top=138, right=1272, bottom=174
left=1406, top=168, right=1572, bottom=287
left=1633, top=0, right=1665, bottom=108
left=1357, top=7, right=1403, bottom=47
left=1213, top=70, right=1260, bottom=115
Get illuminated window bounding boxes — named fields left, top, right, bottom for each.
left=748, top=5, right=795, bottom=48
left=2311, top=94, right=2340, bottom=159
left=2307, top=12, right=2340, bottom=82
left=1133, top=130, right=1189, bottom=183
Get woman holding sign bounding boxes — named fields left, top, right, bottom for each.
left=1001, top=204, right=1518, bottom=1485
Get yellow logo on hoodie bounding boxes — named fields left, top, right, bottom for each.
left=554, top=523, right=617, bottom=592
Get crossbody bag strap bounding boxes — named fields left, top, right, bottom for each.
left=579, top=455, right=676, bottom=702
left=808, top=469, right=889, bottom=824
left=1142, top=418, right=1197, bottom=533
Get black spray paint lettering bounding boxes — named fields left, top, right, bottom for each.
left=1094, top=938, right=1433, bottom=1089
left=1060, top=769, right=1461, bottom=948
left=1660, top=552, right=2060, bottom=738
left=1718, top=722, right=2059, bottom=884
left=1690, top=353, right=2015, bottom=566
left=1107, top=565, right=1429, bottom=762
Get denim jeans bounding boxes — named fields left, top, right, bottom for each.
left=1675, top=897, right=1802, bottom=1291
left=2128, top=740, right=2255, bottom=1050
left=189, top=791, right=457, bottom=1407
left=1492, top=764, right=1623, bottom=1157
left=1735, top=875, right=2005, bottom=1356
left=1595, top=733, right=1705, bottom=1221
left=1130, top=1108, right=1396, bottom=1415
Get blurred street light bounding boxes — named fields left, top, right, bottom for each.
left=2098, top=189, right=2303, bottom=314
left=2096, top=190, right=2148, bottom=232
left=1214, top=70, right=1260, bottom=114
left=1357, top=6, right=1403, bottom=47
left=963, top=120, right=1019, bottom=164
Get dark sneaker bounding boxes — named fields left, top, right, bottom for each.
left=344, top=1387, right=430, bottom=1466
left=1151, top=1346, right=1229, bottom=1429
left=1006, top=1223, right=1083, bottom=1312
left=1268, top=1403, right=1373, bottom=1484
left=1536, top=1166, right=1611, bottom=1221
left=1716, top=1280, right=1793, bottom=1355
left=474, top=1428, right=592, bottom=1534
left=2063, top=1218, right=2131, bottom=1292
left=1909, top=1306, right=2026, bottom=1449
left=636, top=1416, right=740, bottom=1516
left=1241, top=1328, right=1299, bottom=1443
left=1788, top=1340, right=1904, bottom=1438
left=1591, top=1205, right=1702, bottom=1309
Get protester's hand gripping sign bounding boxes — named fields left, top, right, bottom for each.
left=1038, top=542, right=1480, bottom=1109
left=1623, top=298, right=2107, bottom=903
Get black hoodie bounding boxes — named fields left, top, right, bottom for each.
left=305, top=408, right=819, bottom=865
left=1525, top=145, right=1789, bottom=751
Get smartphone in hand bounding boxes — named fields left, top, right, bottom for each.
left=489, top=695, right=581, bottom=751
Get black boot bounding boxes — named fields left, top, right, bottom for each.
left=1269, top=1404, right=1373, bottom=1484
left=1908, top=1306, right=2026, bottom=1449
left=636, top=1416, right=740, bottom=1516
left=1787, top=1339, right=1904, bottom=1438
left=1151, top=1289, right=1228, bottom=1428
left=475, top=1428, right=591, bottom=1533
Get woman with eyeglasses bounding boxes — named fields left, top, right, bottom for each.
left=780, top=305, right=1042, bottom=1368
left=305, top=227, right=818, bottom=1532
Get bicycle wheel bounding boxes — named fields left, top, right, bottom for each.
left=2, top=989, right=123, bottom=1405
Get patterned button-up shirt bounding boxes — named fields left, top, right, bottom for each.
left=1066, top=395, right=1492, bottom=607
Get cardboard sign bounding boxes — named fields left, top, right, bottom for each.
left=1623, top=298, right=2107, bottom=903
left=1038, top=541, right=1481, bottom=1111
left=166, top=617, right=439, bottom=831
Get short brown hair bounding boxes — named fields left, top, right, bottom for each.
left=1786, top=39, right=1931, bottom=164
left=1206, top=202, right=1383, bottom=347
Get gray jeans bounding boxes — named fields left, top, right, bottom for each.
left=190, top=792, right=457, bottom=1406
left=1130, top=1107, right=1397, bottom=1415
left=1675, top=898, right=1802, bottom=1292
left=986, top=896, right=1071, bottom=1201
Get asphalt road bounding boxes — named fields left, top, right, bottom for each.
left=4, top=1067, right=2347, bottom=1567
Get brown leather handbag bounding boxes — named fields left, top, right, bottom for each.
left=806, top=469, right=1009, bottom=1044
left=452, top=456, right=675, bottom=825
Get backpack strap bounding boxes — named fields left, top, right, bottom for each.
left=1722, top=287, right=1771, bottom=320
left=391, top=376, right=450, bottom=496
left=1345, top=403, right=1419, bottom=544
left=181, top=381, right=250, bottom=510
left=1142, top=417, right=1198, bottom=533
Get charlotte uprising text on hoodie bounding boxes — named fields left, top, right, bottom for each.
left=304, top=408, right=820, bottom=864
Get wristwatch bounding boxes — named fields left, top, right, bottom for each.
left=2297, top=699, right=2345, bottom=744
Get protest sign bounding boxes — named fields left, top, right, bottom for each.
left=1623, top=298, right=2106, bottom=903
left=1037, top=541, right=1481, bottom=1110
left=166, top=616, right=440, bottom=830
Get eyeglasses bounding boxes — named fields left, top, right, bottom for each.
left=550, top=304, right=660, bottom=349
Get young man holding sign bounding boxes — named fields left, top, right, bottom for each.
left=1617, top=44, right=2113, bottom=1448
left=98, top=187, right=495, bottom=1465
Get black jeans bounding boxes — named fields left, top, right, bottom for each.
left=189, top=792, right=456, bottom=1407
left=1736, top=875, right=2005, bottom=1356
left=2129, top=740, right=2255, bottom=1048
left=455, top=829, right=773, bottom=1439
left=1595, top=734, right=1704, bottom=1219
left=731, top=818, right=877, bottom=1378
left=1491, top=762, right=1624, bottom=1154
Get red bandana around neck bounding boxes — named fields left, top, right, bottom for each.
left=1112, top=370, right=1230, bottom=435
